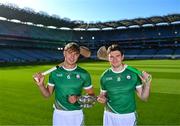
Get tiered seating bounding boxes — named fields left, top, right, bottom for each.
left=0, top=48, right=63, bottom=63
left=122, top=48, right=177, bottom=60
left=0, top=20, right=72, bottom=41
left=0, top=20, right=179, bottom=62
left=137, top=49, right=157, bottom=59
left=124, top=49, right=141, bottom=59
left=154, top=48, right=174, bottom=59
left=174, top=48, right=180, bottom=59
left=0, top=49, right=20, bottom=62
left=0, top=49, right=34, bottom=62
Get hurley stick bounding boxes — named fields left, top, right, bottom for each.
left=97, top=46, right=108, bottom=61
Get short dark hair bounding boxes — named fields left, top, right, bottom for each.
left=64, top=42, right=80, bottom=54
left=107, top=44, right=124, bottom=55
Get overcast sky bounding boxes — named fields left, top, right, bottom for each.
left=0, top=0, right=180, bottom=22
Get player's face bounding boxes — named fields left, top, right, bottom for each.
left=64, top=50, right=80, bottom=65
left=108, top=50, right=124, bottom=68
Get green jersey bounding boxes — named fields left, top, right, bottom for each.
left=100, top=65, right=142, bottom=114
left=48, top=65, right=92, bottom=111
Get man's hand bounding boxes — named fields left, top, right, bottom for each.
left=33, top=73, right=45, bottom=86
left=139, top=71, right=152, bottom=86
left=68, top=95, right=78, bottom=104
left=97, top=94, right=107, bottom=104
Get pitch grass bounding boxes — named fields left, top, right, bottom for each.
left=0, top=60, right=180, bottom=125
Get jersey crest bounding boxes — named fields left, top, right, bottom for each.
left=126, top=75, right=131, bottom=80
left=76, top=74, right=80, bottom=79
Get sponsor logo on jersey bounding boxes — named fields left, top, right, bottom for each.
left=56, top=74, right=63, bottom=77
left=127, top=75, right=131, bottom=79
left=106, top=77, right=113, bottom=81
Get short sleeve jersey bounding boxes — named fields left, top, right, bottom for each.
left=48, top=65, right=92, bottom=110
left=100, top=65, right=142, bottom=114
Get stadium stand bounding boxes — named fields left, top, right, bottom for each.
left=174, top=48, right=180, bottom=59
left=0, top=48, right=63, bottom=63
left=0, top=4, right=180, bottom=64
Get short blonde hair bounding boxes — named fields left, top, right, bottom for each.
left=64, top=42, right=80, bottom=54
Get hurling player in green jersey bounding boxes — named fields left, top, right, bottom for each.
left=97, top=44, right=152, bottom=126
left=33, top=42, right=94, bottom=126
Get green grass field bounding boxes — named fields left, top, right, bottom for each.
left=0, top=60, right=180, bottom=126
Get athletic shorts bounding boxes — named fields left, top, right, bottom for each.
left=103, top=111, right=137, bottom=126
left=53, top=108, right=84, bottom=126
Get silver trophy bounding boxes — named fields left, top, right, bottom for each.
left=77, top=95, right=97, bottom=108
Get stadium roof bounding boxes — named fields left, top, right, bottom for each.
left=0, top=3, right=180, bottom=30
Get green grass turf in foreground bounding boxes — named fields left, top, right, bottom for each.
left=0, top=60, right=180, bottom=125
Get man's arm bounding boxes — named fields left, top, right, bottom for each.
left=33, top=73, right=54, bottom=98
left=136, top=71, right=152, bottom=101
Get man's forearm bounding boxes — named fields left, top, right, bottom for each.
left=139, top=71, right=152, bottom=101
left=38, top=84, right=51, bottom=98
left=141, top=83, right=150, bottom=101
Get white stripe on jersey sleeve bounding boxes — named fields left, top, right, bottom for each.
left=136, top=84, right=143, bottom=89
left=84, top=85, right=93, bottom=90
left=100, top=89, right=107, bottom=93
left=48, top=82, right=55, bottom=86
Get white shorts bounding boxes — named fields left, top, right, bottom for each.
left=53, top=108, right=84, bottom=126
left=104, top=111, right=137, bottom=126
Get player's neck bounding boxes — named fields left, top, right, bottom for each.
left=112, top=64, right=124, bottom=72
left=63, top=62, right=77, bottom=69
